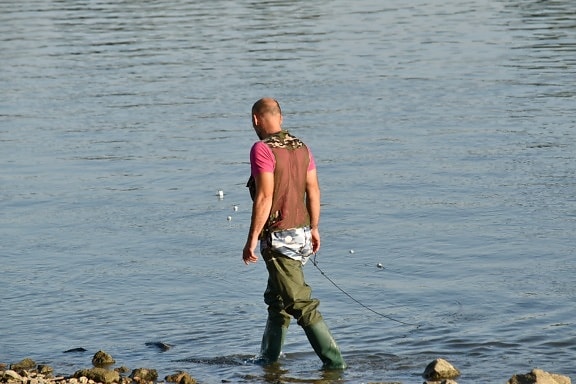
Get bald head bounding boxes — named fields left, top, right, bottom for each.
left=251, top=98, right=283, bottom=139
left=252, top=98, right=282, bottom=116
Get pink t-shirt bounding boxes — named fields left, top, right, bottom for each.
left=250, top=141, right=316, bottom=176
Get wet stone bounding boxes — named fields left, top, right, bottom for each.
left=129, top=368, right=158, bottom=383
left=91, top=351, right=115, bottom=368
left=422, top=358, right=461, bottom=381
left=10, top=359, right=36, bottom=374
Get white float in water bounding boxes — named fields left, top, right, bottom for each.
left=218, top=190, right=224, bottom=198
left=227, top=216, right=232, bottom=222
left=349, top=249, right=355, bottom=254
left=377, top=263, right=384, bottom=269
left=233, top=205, right=238, bottom=211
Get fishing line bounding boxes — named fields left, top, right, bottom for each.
left=311, top=253, right=419, bottom=328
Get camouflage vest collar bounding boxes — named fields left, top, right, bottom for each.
left=263, top=130, right=305, bottom=150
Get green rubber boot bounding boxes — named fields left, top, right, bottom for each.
left=259, top=319, right=287, bottom=364
left=303, top=320, right=347, bottom=369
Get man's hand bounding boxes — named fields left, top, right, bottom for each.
left=311, top=227, right=321, bottom=253
left=242, top=242, right=259, bottom=264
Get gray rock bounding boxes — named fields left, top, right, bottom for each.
left=507, top=369, right=571, bottom=384
left=129, top=368, right=158, bottom=383
left=73, top=368, right=120, bottom=384
left=145, top=342, right=172, bottom=352
left=91, top=350, right=115, bottom=367
left=165, top=371, right=197, bottom=384
left=3, top=370, right=24, bottom=382
left=37, top=365, right=54, bottom=375
left=422, top=358, right=461, bottom=381
left=10, top=358, right=36, bottom=374
left=63, top=348, right=87, bottom=354
left=115, top=366, right=130, bottom=374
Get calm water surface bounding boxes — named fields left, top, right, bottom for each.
left=1, top=0, right=575, bottom=383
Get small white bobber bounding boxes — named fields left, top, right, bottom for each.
left=218, top=190, right=224, bottom=199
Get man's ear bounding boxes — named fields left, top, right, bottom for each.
left=252, top=113, right=260, bottom=127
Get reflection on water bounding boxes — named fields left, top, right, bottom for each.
left=1, top=1, right=575, bottom=383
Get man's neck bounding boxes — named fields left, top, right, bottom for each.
left=260, top=128, right=282, bottom=139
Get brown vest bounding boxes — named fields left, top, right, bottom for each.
left=264, top=131, right=310, bottom=232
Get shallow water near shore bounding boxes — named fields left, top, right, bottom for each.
left=1, top=0, right=575, bottom=382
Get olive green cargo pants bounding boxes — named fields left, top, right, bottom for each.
left=262, top=248, right=323, bottom=328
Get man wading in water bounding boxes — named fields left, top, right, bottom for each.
left=242, top=98, right=347, bottom=369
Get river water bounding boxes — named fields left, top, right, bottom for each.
left=1, top=0, right=575, bottom=383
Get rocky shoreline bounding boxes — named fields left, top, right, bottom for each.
left=0, top=352, right=198, bottom=384
left=1, top=352, right=571, bottom=384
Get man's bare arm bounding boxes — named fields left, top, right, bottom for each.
left=305, top=168, right=321, bottom=253
left=243, top=171, right=274, bottom=264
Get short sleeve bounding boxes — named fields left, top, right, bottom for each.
left=250, top=141, right=275, bottom=175
left=307, top=148, right=316, bottom=171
